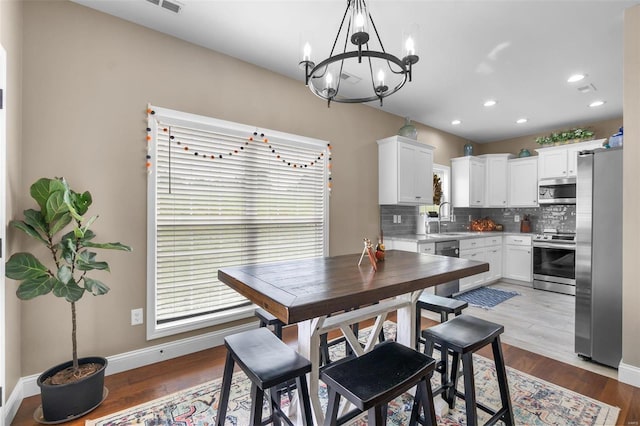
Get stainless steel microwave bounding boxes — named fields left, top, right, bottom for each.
left=538, top=177, right=577, bottom=204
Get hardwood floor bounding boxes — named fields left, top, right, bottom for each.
left=11, top=310, right=640, bottom=425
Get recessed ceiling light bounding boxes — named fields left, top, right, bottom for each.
left=568, top=74, right=586, bottom=83
left=484, top=100, right=497, bottom=107
left=451, top=119, right=461, bottom=125
left=589, top=100, right=605, bottom=107
left=516, top=118, right=528, bottom=124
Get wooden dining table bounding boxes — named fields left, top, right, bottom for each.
left=218, top=249, right=488, bottom=423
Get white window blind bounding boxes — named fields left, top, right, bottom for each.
left=147, top=106, right=329, bottom=338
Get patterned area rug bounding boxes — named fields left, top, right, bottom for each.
left=454, top=287, right=519, bottom=309
left=86, top=323, right=619, bottom=426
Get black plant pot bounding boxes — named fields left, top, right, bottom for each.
left=37, top=356, right=108, bottom=423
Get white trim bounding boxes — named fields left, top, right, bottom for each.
left=3, top=377, right=22, bottom=426
left=13, top=321, right=258, bottom=402
left=618, top=359, right=640, bottom=388
left=0, top=43, right=7, bottom=426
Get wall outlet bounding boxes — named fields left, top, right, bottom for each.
left=393, top=215, right=398, bottom=224
left=131, top=308, right=144, bottom=326
left=397, top=215, right=402, bottom=224
left=514, top=214, right=521, bottom=222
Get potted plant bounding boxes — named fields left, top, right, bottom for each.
left=5, top=177, right=131, bottom=422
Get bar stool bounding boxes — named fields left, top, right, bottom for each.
left=422, top=315, right=514, bottom=426
left=255, top=307, right=284, bottom=338
left=415, top=293, right=468, bottom=349
left=321, top=341, right=437, bottom=426
left=216, top=328, right=314, bottom=426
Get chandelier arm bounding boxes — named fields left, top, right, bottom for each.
left=367, top=7, right=387, bottom=54
left=329, top=0, right=353, bottom=57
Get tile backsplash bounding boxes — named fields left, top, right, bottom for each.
left=382, top=204, right=576, bottom=235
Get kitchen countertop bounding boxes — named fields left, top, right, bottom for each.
left=386, top=231, right=533, bottom=243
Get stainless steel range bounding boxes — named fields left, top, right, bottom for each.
left=533, top=230, right=576, bottom=295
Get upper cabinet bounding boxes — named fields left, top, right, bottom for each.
left=378, top=136, right=435, bottom=205
left=508, top=157, right=538, bottom=207
left=451, top=156, right=485, bottom=207
left=536, top=139, right=606, bottom=179
left=478, top=154, right=514, bottom=207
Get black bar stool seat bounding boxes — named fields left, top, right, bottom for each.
left=216, top=328, right=313, bottom=426
left=416, top=293, right=468, bottom=348
left=321, top=341, right=437, bottom=426
left=422, top=315, right=514, bottom=426
left=255, top=307, right=284, bottom=338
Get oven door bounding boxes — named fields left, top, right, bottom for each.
left=533, top=242, right=576, bottom=290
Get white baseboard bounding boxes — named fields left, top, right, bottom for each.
left=618, top=359, right=640, bottom=388
left=6, top=321, right=258, bottom=424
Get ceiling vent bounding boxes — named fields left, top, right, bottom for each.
left=577, top=83, right=597, bottom=94
left=340, top=71, right=362, bottom=84
left=146, top=0, right=183, bottom=14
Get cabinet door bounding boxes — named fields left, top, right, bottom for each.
left=538, top=150, right=568, bottom=179
left=508, top=158, right=538, bottom=207
left=398, top=143, right=418, bottom=203
left=470, top=160, right=485, bottom=206
left=459, top=249, right=486, bottom=291
left=504, top=245, right=532, bottom=281
left=418, top=242, right=435, bottom=255
left=485, top=156, right=508, bottom=207
left=413, top=146, right=433, bottom=204
left=485, top=246, right=503, bottom=282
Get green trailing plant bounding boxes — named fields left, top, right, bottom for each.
left=5, top=177, right=131, bottom=377
left=535, top=128, right=595, bottom=145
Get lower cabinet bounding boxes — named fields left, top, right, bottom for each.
left=459, top=248, right=486, bottom=292
left=459, top=236, right=502, bottom=292
left=503, top=235, right=533, bottom=281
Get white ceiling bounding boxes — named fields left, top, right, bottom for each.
left=72, top=0, right=637, bottom=143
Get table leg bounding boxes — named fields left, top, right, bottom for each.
left=297, top=317, right=325, bottom=425
left=396, top=292, right=419, bottom=348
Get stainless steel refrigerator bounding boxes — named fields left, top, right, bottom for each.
left=575, top=147, right=622, bottom=368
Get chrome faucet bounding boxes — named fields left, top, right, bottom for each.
left=438, top=202, right=451, bottom=233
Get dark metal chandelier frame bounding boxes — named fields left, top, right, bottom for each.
left=300, top=0, right=419, bottom=107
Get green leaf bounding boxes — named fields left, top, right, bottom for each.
left=57, top=265, right=72, bottom=284
left=30, top=178, right=66, bottom=212
left=83, top=277, right=110, bottom=296
left=52, top=277, right=84, bottom=302
left=16, top=275, right=57, bottom=300
left=23, top=209, right=49, bottom=237
left=76, top=250, right=110, bottom=271
left=45, top=191, right=70, bottom=223
left=10, top=220, right=48, bottom=245
left=5, top=253, right=49, bottom=280
left=83, top=241, right=132, bottom=251
left=71, top=191, right=92, bottom=216
left=48, top=211, right=72, bottom=237
left=60, top=236, right=77, bottom=264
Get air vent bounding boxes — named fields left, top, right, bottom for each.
left=577, top=83, right=597, bottom=94
left=340, top=72, right=362, bottom=84
left=145, top=0, right=183, bottom=14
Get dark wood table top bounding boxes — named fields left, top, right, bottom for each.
left=218, top=250, right=488, bottom=324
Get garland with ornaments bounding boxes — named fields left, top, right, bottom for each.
left=145, top=107, right=333, bottom=192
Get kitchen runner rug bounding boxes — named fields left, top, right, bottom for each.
left=86, top=323, right=619, bottom=426
left=454, top=286, right=519, bottom=309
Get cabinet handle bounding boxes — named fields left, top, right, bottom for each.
left=513, top=239, right=523, bottom=242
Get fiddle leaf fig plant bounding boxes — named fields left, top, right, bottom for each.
left=5, top=177, right=131, bottom=376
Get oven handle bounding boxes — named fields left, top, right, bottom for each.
left=533, top=242, right=576, bottom=250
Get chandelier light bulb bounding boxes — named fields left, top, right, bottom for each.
left=405, top=37, right=415, bottom=56
left=354, top=12, right=366, bottom=32
left=377, top=70, right=385, bottom=87
left=303, top=42, right=311, bottom=61
left=325, top=72, right=334, bottom=89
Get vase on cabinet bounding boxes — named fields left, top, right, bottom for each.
left=464, top=143, right=473, bottom=156
left=397, top=117, right=418, bottom=140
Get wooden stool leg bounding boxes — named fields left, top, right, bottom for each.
left=448, top=351, right=460, bottom=409
left=269, top=388, right=282, bottom=426
left=415, top=307, right=422, bottom=350
left=368, top=404, right=386, bottom=425
left=461, top=352, right=478, bottom=426
left=320, top=333, right=331, bottom=365
left=409, top=380, right=437, bottom=426
left=249, top=384, right=264, bottom=426
left=492, top=337, right=515, bottom=426
left=216, top=351, right=235, bottom=426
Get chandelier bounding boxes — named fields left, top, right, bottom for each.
left=299, top=0, right=419, bottom=107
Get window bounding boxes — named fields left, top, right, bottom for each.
left=147, top=106, right=330, bottom=339
left=419, top=164, right=451, bottom=219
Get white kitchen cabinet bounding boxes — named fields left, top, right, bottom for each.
left=484, top=236, right=503, bottom=283
left=459, top=238, right=486, bottom=292
left=378, top=136, right=435, bottom=205
left=417, top=242, right=435, bottom=255
left=451, top=156, right=485, bottom=207
left=478, top=154, right=514, bottom=207
left=384, top=239, right=435, bottom=255
left=507, top=157, right=538, bottom=207
left=536, top=139, right=606, bottom=179
left=503, top=235, right=532, bottom=282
